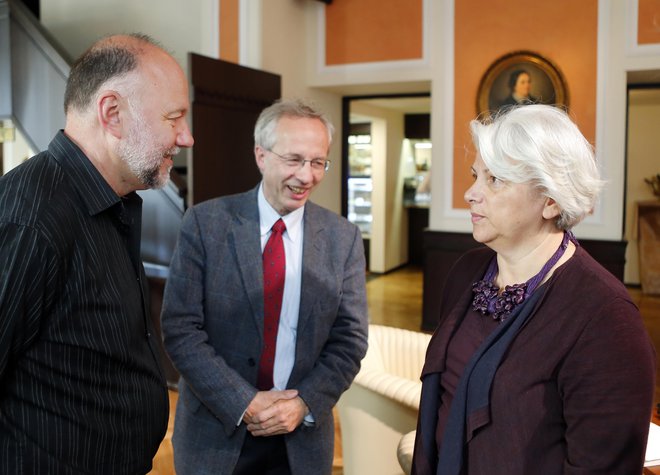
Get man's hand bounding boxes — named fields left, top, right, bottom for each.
left=246, top=396, right=310, bottom=437
left=243, top=389, right=298, bottom=426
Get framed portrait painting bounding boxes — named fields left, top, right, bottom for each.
left=476, top=51, right=569, bottom=115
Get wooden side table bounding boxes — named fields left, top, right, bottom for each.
left=638, top=200, right=660, bottom=295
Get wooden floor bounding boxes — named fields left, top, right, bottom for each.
left=149, top=265, right=660, bottom=475
left=366, top=266, right=424, bottom=332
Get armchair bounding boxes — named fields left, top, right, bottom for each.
left=337, top=324, right=431, bottom=475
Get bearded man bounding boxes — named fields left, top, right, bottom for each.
left=0, top=33, right=193, bottom=474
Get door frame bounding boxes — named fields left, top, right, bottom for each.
left=340, top=92, right=431, bottom=218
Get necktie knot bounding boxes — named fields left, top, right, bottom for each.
left=271, top=218, right=286, bottom=235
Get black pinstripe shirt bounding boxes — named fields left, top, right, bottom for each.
left=0, top=131, right=168, bottom=474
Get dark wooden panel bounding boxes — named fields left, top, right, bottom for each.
left=421, top=230, right=627, bottom=331
left=189, top=53, right=281, bottom=204
left=408, top=206, right=429, bottom=266
left=422, top=232, right=482, bottom=331
left=190, top=53, right=280, bottom=107
left=191, top=102, right=263, bottom=203
left=580, top=238, right=628, bottom=285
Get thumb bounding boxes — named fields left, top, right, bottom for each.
left=278, top=389, right=299, bottom=400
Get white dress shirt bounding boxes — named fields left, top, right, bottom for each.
left=257, top=183, right=304, bottom=391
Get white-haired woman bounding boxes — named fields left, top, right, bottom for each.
left=412, top=105, right=655, bottom=475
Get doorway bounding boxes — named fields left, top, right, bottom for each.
left=624, top=84, right=660, bottom=291
left=341, top=93, right=431, bottom=273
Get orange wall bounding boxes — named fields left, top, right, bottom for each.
left=453, top=0, right=598, bottom=208
left=638, top=0, right=660, bottom=44
left=220, top=0, right=239, bottom=63
left=325, top=0, right=423, bottom=65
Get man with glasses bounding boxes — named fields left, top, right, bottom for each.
left=162, top=99, right=369, bottom=475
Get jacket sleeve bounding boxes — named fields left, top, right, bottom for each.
left=161, top=207, right=257, bottom=436
left=559, top=296, right=656, bottom=474
left=294, top=223, right=369, bottom=426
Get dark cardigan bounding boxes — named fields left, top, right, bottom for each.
left=412, top=246, right=656, bottom=475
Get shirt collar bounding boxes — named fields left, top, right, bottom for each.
left=48, top=130, right=135, bottom=216
left=258, top=182, right=304, bottom=243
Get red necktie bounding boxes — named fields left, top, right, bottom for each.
left=257, top=218, right=286, bottom=390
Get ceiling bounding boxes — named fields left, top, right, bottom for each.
left=349, top=96, right=431, bottom=124
left=628, top=69, right=660, bottom=85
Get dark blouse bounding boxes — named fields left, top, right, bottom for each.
left=413, top=246, right=656, bottom=475
left=436, top=307, right=499, bottom=452
left=0, top=131, right=168, bottom=474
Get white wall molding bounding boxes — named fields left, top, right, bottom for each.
left=626, top=0, right=660, bottom=57
left=239, top=0, right=261, bottom=68
left=204, top=0, right=219, bottom=59
left=429, top=0, right=472, bottom=233
left=309, top=0, right=432, bottom=87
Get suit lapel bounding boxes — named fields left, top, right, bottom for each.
left=232, top=195, right=328, bottom=341
left=297, top=203, right=325, bottom=334
left=231, top=187, right=265, bottom=334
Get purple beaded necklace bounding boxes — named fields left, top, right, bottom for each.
left=471, top=231, right=578, bottom=322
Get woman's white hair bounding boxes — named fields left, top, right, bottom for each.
left=469, top=105, right=605, bottom=230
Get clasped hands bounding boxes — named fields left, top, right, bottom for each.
left=243, top=389, right=309, bottom=437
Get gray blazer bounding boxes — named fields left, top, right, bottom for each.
left=161, top=186, right=369, bottom=475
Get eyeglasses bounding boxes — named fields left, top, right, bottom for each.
left=268, top=149, right=331, bottom=172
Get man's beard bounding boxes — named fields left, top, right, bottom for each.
left=118, top=112, right=180, bottom=189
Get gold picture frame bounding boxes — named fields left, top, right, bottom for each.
left=476, top=51, right=569, bottom=115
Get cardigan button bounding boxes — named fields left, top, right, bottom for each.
left=248, top=358, right=256, bottom=367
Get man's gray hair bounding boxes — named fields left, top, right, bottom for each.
left=63, top=33, right=161, bottom=114
left=254, top=99, right=334, bottom=151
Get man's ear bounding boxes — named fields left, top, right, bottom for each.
left=542, top=197, right=561, bottom=220
left=97, top=90, right=123, bottom=139
left=254, top=145, right=266, bottom=173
